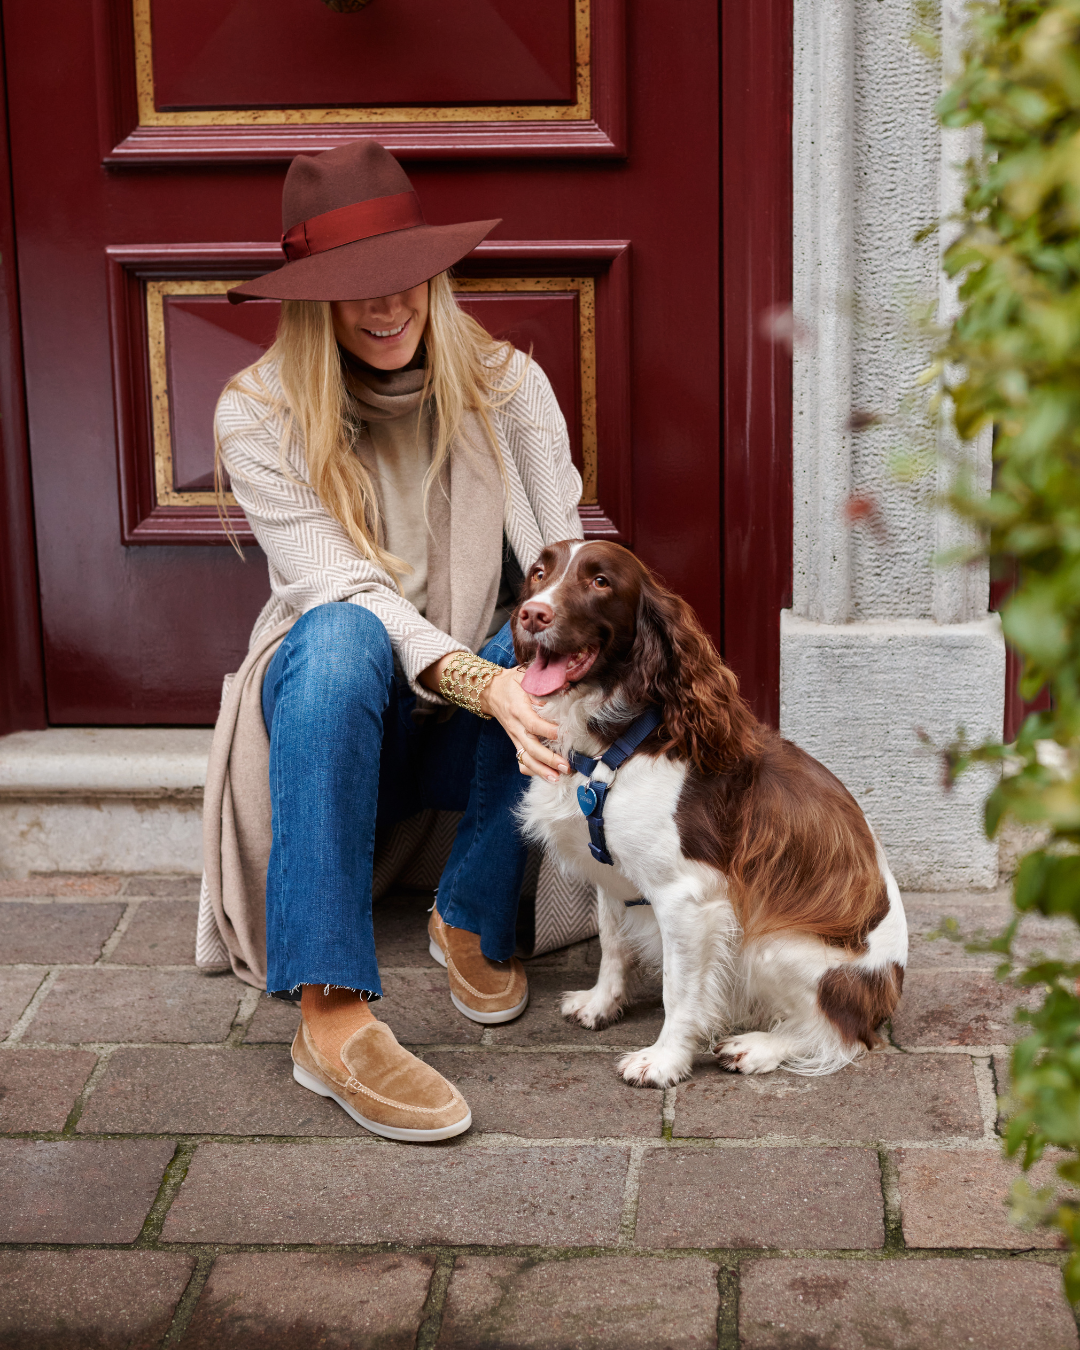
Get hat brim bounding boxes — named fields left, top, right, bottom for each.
left=228, top=217, right=500, bottom=304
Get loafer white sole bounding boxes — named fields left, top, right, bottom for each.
left=292, top=1062, right=472, bottom=1142
left=428, top=937, right=530, bottom=1024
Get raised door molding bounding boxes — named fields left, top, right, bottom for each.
left=93, top=0, right=626, bottom=165
left=106, top=239, right=631, bottom=546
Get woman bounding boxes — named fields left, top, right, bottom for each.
left=214, top=139, right=581, bottom=1141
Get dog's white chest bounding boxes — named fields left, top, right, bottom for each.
left=519, top=772, right=600, bottom=865
left=519, top=754, right=690, bottom=897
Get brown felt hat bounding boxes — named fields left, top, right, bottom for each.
left=228, top=139, right=499, bottom=305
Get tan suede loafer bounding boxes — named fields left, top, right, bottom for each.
left=291, top=1018, right=471, bottom=1141
left=428, top=907, right=529, bottom=1024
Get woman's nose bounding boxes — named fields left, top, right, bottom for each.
left=518, top=601, right=554, bottom=633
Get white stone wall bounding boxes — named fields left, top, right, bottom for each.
left=785, top=0, right=1004, bottom=888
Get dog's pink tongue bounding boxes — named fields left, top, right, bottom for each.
left=521, top=650, right=572, bottom=697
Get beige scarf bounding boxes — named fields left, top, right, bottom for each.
left=346, top=362, right=504, bottom=657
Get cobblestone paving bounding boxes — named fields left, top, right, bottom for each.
left=0, top=876, right=1078, bottom=1347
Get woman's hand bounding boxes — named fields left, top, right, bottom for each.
left=419, top=654, right=569, bottom=782
left=482, top=666, right=570, bottom=782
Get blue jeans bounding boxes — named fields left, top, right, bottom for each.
left=260, top=603, right=528, bottom=998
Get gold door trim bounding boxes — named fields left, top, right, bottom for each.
left=145, top=275, right=597, bottom=509
left=146, top=279, right=239, bottom=507
left=134, top=0, right=591, bottom=127
left=451, top=276, right=596, bottom=503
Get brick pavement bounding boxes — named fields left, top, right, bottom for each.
left=0, top=875, right=1077, bottom=1348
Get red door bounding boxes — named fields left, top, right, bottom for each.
left=0, top=1, right=791, bottom=729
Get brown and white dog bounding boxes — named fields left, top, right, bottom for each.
left=512, top=540, right=907, bottom=1088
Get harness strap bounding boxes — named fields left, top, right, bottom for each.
left=603, top=707, right=663, bottom=768
left=568, top=707, right=663, bottom=780
left=585, top=781, right=611, bottom=865
left=567, top=747, right=599, bottom=777
left=569, top=707, right=663, bottom=867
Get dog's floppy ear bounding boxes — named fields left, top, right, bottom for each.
left=621, top=575, right=760, bottom=773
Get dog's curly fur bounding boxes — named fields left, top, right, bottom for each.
left=513, top=540, right=908, bottom=1086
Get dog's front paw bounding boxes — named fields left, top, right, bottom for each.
left=561, top=988, right=623, bottom=1030
left=715, top=1032, right=784, bottom=1075
left=617, top=1045, right=692, bottom=1089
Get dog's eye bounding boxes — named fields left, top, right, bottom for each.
left=532, top=568, right=544, bottom=582
left=593, top=575, right=610, bottom=589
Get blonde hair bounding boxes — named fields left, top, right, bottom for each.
left=214, top=271, right=523, bottom=572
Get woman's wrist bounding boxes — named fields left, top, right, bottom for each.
left=434, top=651, right=505, bottom=719
left=419, top=652, right=461, bottom=694
left=478, top=666, right=515, bottom=718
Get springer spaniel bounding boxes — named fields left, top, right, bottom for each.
left=513, top=540, right=907, bottom=1088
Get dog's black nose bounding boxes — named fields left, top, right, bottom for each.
left=519, top=601, right=554, bottom=633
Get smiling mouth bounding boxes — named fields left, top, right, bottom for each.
left=520, top=645, right=599, bottom=697
left=362, top=317, right=410, bottom=340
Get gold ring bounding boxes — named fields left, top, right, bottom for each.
left=516, top=748, right=526, bottom=764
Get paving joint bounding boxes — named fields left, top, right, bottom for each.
left=884, top=1015, right=906, bottom=1053
left=60, top=1046, right=116, bottom=1136
left=414, top=1248, right=455, bottom=1350
left=1, top=969, right=55, bottom=1046
left=0, top=895, right=133, bottom=906
left=0, top=1239, right=1070, bottom=1264
left=96, top=899, right=141, bottom=963
left=0, top=1035, right=1011, bottom=1058
left=617, top=1141, right=648, bottom=1246
left=662, top=1085, right=676, bottom=1140
left=224, top=987, right=263, bottom=1047
left=160, top=1250, right=213, bottom=1348
left=0, top=1128, right=1013, bottom=1150
left=716, top=1261, right=740, bottom=1350
left=136, top=1141, right=197, bottom=1247
left=878, top=1146, right=905, bottom=1251
left=972, top=1053, right=1002, bottom=1140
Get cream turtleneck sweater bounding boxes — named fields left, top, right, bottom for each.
left=343, top=351, right=512, bottom=636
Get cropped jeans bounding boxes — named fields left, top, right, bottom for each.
left=260, top=602, right=528, bottom=999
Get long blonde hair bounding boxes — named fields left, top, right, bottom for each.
left=214, top=271, right=523, bottom=572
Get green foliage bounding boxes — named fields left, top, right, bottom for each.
left=936, top=0, right=1080, bottom=1294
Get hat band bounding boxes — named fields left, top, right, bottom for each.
left=281, top=191, right=426, bottom=262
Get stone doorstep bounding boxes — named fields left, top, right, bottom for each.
left=0, top=729, right=211, bottom=878
left=0, top=728, right=212, bottom=798
left=0, top=725, right=1004, bottom=890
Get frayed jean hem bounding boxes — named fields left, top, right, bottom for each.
left=268, top=984, right=383, bottom=1004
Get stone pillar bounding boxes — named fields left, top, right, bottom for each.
left=783, top=0, right=1004, bottom=889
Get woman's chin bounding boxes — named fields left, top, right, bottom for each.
left=351, top=338, right=422, bottom=371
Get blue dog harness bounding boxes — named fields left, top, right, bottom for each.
left=567, top=707, right=663, bottom=867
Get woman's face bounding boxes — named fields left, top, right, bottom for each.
left=331, top=282, right=429, bottom=370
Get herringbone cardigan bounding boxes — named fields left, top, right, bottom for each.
left=221, top=349, right=583, bottom=701
left=195, top=349, right=597, bottom=983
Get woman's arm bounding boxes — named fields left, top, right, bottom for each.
left=418, top=654, right=570, bottom=781
left=218, top=379, right=461, bottom=705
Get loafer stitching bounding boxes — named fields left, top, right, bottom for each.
left=433, top=918, right=521, bottom=1002
left=445, top=954, right=517, bottom=1001
left=342, top=1075, right=462, bottom=1117
left=296, top=1023, right=462, bottom=1120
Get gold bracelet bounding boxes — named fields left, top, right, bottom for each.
left=438, top=651, right=503, bottom=719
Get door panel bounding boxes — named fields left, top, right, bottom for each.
left=163, top=295, right=279, bottom=493
left=5, top=0, right=720, bottom=724
left=107, top=240, right=629, bottom=550
left=97, top=0, right=625, bottom=161
left=159, top=287, right=586, bottom=496
left=150, top=0, right=578, bottom=109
